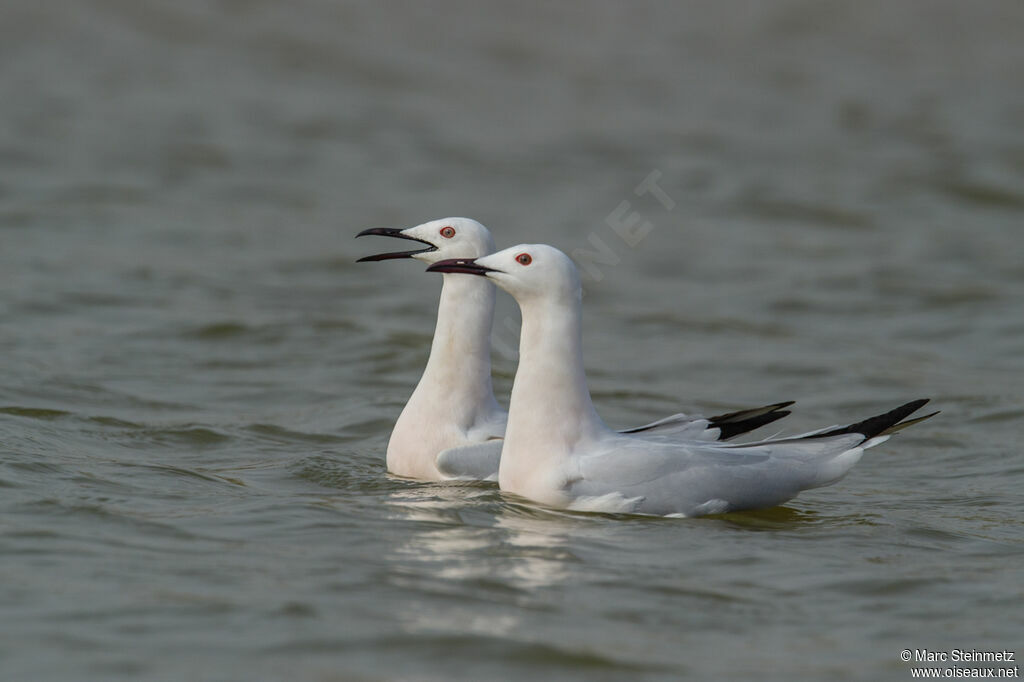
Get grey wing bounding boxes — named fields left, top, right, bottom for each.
left=619, top=402, right=793, bottom=441
left=618, top=413, right=714, bottom=439
left=577, top=399, right=935, bottom=516
left=435, top=440, right=503, bottom=481
left=572, top=434, right=864, bottom=516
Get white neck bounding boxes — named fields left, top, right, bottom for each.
left=499, top=290, right=607, bottom=494
left=405, top=273, right=499, bottom=427
left=386, top=271, right=501, bottom=480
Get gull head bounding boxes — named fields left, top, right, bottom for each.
left=427, top=244, right=581, bottom=303
left=356, top=217, right=496, bottom=264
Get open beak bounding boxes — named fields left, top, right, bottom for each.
left=355, top=227, right=437, bottom=262
left=425, top=258, right=497, bottom=276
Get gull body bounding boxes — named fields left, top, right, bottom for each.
left=428, top=245, right=935, bottom=516
left=358, top=220, right=792, bottom=481
left=357, top=218, right=506, bottom=480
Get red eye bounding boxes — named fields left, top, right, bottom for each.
left=516, top=253, right=532, bottom=266
left=440, top=226, right=456, bottom=238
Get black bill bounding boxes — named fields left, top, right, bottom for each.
left=425, top=258, right=497, bottom=276
left=355, top=227, right=437, bottom=262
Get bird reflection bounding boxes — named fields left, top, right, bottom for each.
left=384, top=483, right=597, bottom=594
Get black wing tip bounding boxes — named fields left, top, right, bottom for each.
left=709, top=401, right=795, bottom=440
left=708, top=400, right=796, bottom=424
left=879, top=409, right=940, bottom=436
left=807, top=398, right=933, bottom=442
left=714, top=409, right=791, bottom=440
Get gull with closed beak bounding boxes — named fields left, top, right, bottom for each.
left=428, top=244, right=937, bottom=516
left=357, top=218, right=793, bottom=481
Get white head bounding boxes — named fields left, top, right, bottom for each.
left=427, top=243, right=581, bottom=304
left=356, top=217, right=496, bottom=265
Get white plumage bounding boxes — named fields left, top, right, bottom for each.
left=357, top=219, right=792, bottom=481
left=428, top=243, right=934, bottom=516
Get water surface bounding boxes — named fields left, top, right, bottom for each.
left=2, top=1, right=1023, bottom=680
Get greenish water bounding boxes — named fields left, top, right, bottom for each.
left=2, top=1, right=1023, bottom=680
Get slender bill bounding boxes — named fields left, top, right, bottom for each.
left=356, top=227, right=437, bottom=261
left=425, top=258, right=497, bottom=276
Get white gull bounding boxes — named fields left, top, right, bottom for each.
left=357, top=218, right=792, bottom=481
left=427, top=244, right=936, bottom=516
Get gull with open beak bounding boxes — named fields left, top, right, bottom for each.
left=357, top=219, right=792, bottom=481
left=356, top=218, right=506, bottom=480
left=427, top=244, right=937, bottom=516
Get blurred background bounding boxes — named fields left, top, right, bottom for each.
left=1, top=1, right=1022, bottom=681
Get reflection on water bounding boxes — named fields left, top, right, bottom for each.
left=491, top=510, right=579, bottom=591
left=386, top=485, right=578, bottom=592
left=2, top=0, right=1023, bottom=679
